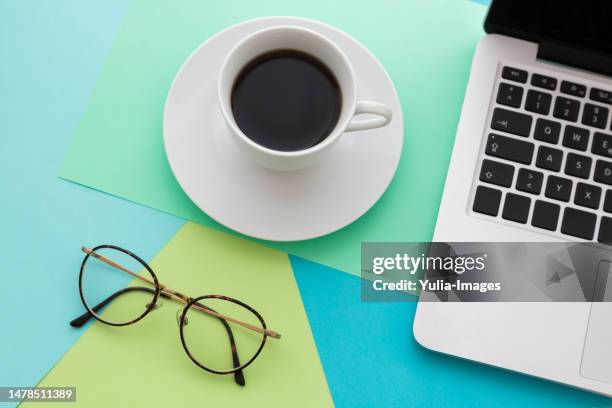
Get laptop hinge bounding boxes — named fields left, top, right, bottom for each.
left=538, top=41, right=612, bottom=78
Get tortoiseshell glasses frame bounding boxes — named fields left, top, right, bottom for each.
left=70, top=245, right=281, bottom=386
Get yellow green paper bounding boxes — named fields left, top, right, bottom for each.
left=23, top=222, right=332, bottom=407
left=59, top=0, right=487, bottom=275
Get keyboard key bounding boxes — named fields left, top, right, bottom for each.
left=591, top=88, right=612, bottom=105
left=564, top=153, right=592, bottom=179
left=561, top=207, right=596, bottom=240
left=536, top=146, right=563, bottom=171
left=545, top=175, right=572, bottom=202
left=605, top=190, right=612, bottom=213
left=531, top=73, right=557, bottom=90
left=525, top=90, right=551, bottom=115
left=502, top=193, right=531, bottom=223
left=562, top=125, right=589, bottom=151
left=594, top=160, right=612, bottom=186
left=534, top=118, right=560, bottom=144
left=516, top=168, right=543, bottom=194
left=496, top=83, right=523, bottom=108
left=561, top=81, right=586, bottom=97
left=531, top=200, right=560, bottom=231
left=598, top=217, right=612, bottom=243
left=491, top=108, right=532, bottom=137
left=502, top=66, right=527, bottom=83
left=592, top=132, right=612, bottom=158
left=582, top=104, right=609, bottom=129
left=554, top=96, right=580, bottom=122
left=485, top=133, right=534, bottom=165
left=574, top=182, right=601, bottom=209
left=473, top=186, right=502, bottom=216
left=479, top=159, right=514, bottom=187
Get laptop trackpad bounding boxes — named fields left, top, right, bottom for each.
left=581, top=261, right=612, bottom=384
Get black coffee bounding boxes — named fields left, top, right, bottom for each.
left=231, top=50, right=341, bottom=152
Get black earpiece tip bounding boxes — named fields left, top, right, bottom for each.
left=234, top=370, right=245, bottom=386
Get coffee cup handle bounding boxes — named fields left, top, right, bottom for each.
left=345, top=101, right=392, bottom=132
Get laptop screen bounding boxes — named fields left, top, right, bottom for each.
left=485, top=0, right=612, bottom=57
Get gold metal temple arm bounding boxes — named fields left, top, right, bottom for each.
left=83, top=247, right=157, bottom=286
left=82, top=247, right=281, bottom=339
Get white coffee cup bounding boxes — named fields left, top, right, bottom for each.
left=218, top=25, right=392, bottom=171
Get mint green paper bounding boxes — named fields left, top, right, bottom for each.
left=59, top=0, right=486, bottom=275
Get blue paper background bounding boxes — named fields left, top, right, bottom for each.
left=292, top=257, right=610, bottom=407
left=0, top=1, right=183, bottom=406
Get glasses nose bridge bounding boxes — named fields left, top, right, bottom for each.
left=160, top=286, right=192, bottom=303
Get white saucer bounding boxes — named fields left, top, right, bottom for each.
left=163, top=17, right=403, bottom=241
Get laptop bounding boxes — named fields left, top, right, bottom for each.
left=414, top=0, right=612, bottom=396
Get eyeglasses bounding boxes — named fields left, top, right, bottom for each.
left=70, top=245, right=281, bottom=386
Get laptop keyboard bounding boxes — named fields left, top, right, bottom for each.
left=472, top=64, right=612, bottom=242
